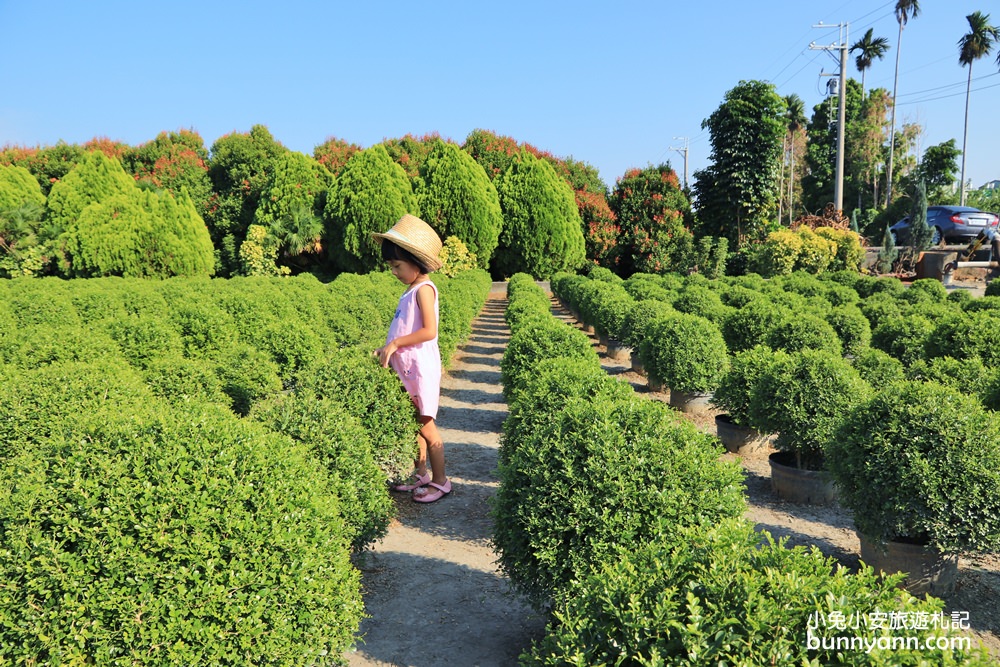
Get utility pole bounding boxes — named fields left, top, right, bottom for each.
left=669, top=137, right=689, bottom=189
left=810, top=22, right=849, bottom=215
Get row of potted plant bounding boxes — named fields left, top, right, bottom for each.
left=495, top=274, right=991, bottom=664
left=551, top=268, right=1000, bottom=598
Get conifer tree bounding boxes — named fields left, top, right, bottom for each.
left=415, top=142, right=502, bottom=268
left=324, top=145, right=418, bottom=274
left=493, top=151, right=585, bottom=279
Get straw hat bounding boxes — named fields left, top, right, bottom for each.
left=372, top=214, right=443, bottom=272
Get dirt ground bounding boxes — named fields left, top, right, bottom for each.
left=345, top=286, right=1000, bottom=666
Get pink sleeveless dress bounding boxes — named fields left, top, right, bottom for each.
left=386, top=280, right=441, bottom=419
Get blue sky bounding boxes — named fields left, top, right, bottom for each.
left=2, top=1, right=999, bottom=196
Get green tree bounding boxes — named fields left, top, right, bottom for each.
left=205, top=125, right=288, bottom=275
left=493, top=150, right=585, bottom=279
left=62, top=187, right=214, bottom=279
left=609, top=163, right=693, bottom=276
left=802, top=80, right=866, bottom=215
left=123, top=129, right=213, bottom=219
left=850, top=28, right=890, bottom=99
left=876, top=224, right=899, bottom=273
left=847, top=87, right=892, bottom=210
left=692, top=80, right=786, bottom=247
left=313, top=136, right=362, bottom=176
left=0, top=166, right=50, bottom=276
left=958, top=11, right=999, bottom=205
left=324, top=144, right=418, bottom=274
left=909, top=179, right=934, bottom=252
left=414, top=141, right=503, bottom=268
left=886, top=0, right=921, bottom=205
left=252, top=151, right=331, bottom=272
left=462, top=129, right=522, bottom=181
left=381, top=133, right=445, bottom=180
left=780, top=94, right=807, bottom=225
left=917, top=139, right=961, bottom=202
left=45, top=150, right=137, bottom=251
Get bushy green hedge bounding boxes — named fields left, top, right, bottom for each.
left=749, top=348, right=871, bottom=470
left=711, top=345, right=787, bottom=427
left=0, top=399, right=363, bottom=665
left=829, top=382, right=1000, bottom=554
left=249, top=392, right=393, bottom=551
left=524, top=519, right=992, bottom=666
left=500, top=318, right=598, bottom=401
left=640, top=311, right=729, bottom=393
left=493, top=394, right=745, bottom=608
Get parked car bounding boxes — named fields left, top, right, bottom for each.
left=890, top=205, right=999, bottom=246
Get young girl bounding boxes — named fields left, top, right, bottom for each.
left=372, top=214, right=450, bottom=503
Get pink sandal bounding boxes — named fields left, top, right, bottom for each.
left=413, top=480, right=451, bottom=503
left=392, top=471, right=430, bottom=492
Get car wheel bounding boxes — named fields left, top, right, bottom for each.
left=932, top=227, right=943, bottom=246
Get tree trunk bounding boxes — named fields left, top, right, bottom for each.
left=885, top=21, right=904, bottom=206
left=960, top=63, right=972, bottom=207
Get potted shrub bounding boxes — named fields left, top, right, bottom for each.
left=642, top=312, right=729, bottom=414
left=593, top=289, right=634, bottom=361
left=620, top=300, right=675, bottom=374
left=748, top=348, right=871, bottom=504
left=827, top=381, right=1000, bottom=596
left=710, top=345, right=784, bottom=456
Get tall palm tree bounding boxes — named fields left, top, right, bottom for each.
left=784, top=94, right=807, bottom=225
left=885, top=0, right=920, bottom=206
left=850, top=28, right=890, bottom=99
left=958, top=11, right=999, bottom=206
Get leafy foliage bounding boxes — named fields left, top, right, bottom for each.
left=415, top=141, right=503, bottom=267
left=324, top=145, right=418, bottom=274
left=492, top=151, right=585, bottom=279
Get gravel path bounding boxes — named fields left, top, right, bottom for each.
left=345, top=290, right=546, bottom=667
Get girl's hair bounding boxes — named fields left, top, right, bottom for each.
left=381, top=239, right=429, bottom=274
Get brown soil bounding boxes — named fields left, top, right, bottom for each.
left=345, top=288, right=1000, bottom=666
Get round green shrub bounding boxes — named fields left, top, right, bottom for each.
left=641, top=312, right=729, bottom=393
left=106, top=314, right=185, bottom=368
left=825, top=304, right=872, bottom=357
left=500, top=319, right=598, bottom=400
left=767, top=311, right=842, bottom=356
left=924, top=311, right=1000, bottom=366
left=947, top=289, right=973, bottom=306
left=492, top=394, right=745, bottom=608
left=858, top=292, right=903, bottom=327
left=501, top=357, right=631, bottom=466
left=903, top=277, right=948, bottom=304
left=295, top=346, right=419, bottom=480
left=671, top=284, right=731, bottom=324
left=906, top=355, right=990, bottom=398
left=249, top=393, right=393, bottom=552
left=711, top=345, right=787, bottom=427
left=524, top=518, right=992, bottom=666
left=749, top=348, right=871, bottom=470
left=871, top=314, right=934, bottom=365
left=140, top=354, right=230, bottom=406
left=829, top=382, right=1000, bottom=553
left=618, top=299, right=675, bottom=350
left=0, top=400, right=362, bottom=664
left=592, top=289, right=634, bottom=340
left=0, top=360, right=152, bottom=461
left=985, top=280, right=1000, bottom=297
left=962, top=295, right=1000, bottom=314
left=850, top=347, right=906, bottom=387
left=720, top=299, right=787, bottom=353
left=211, top=343, right=283, bottom=416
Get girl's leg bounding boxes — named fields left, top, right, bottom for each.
left=418, top=416, right=446, bottom=486
left=414, top=431, right=429, bottom=476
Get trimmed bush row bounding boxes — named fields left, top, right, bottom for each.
left=552, top=269, right=1000, bottom=411
left=503, top=272, right=992, bottom=665
left=0, top=268, right=491, bottom=664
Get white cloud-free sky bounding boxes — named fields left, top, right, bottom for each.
left=2, top=0, right=998, bottom=195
